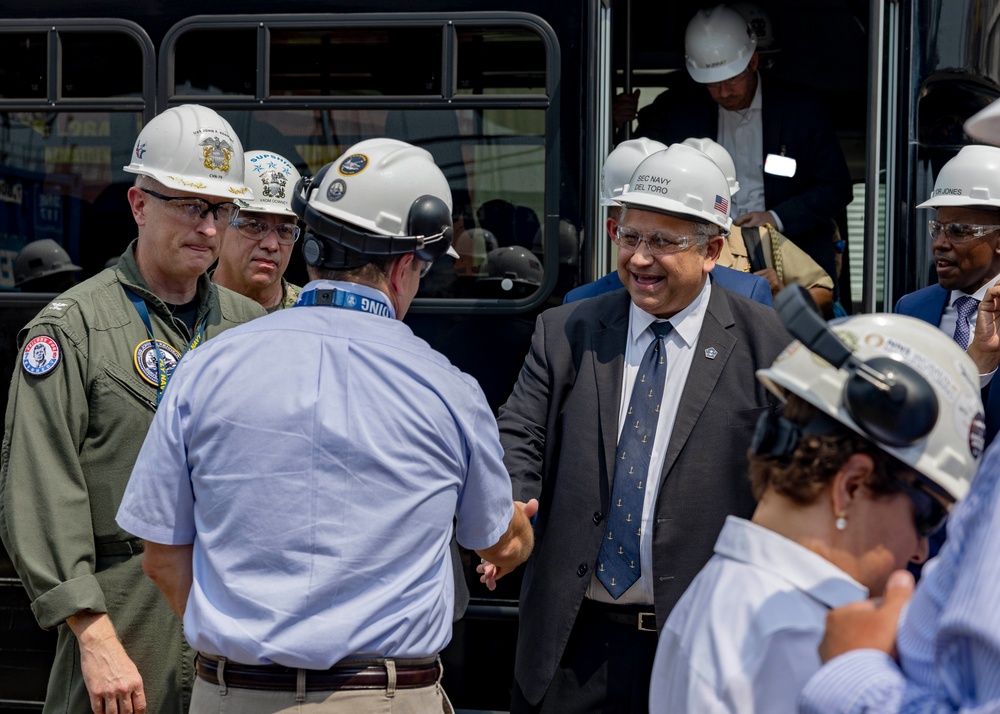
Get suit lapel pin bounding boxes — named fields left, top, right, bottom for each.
left=704, top=347, right=718, bottom=360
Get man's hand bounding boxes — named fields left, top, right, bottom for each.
left=753, top=268, right=782, bottom=296
left=734, top=211, right=777, bottom=228
left=819, top=569, right=914, bottom=664
left=67, top=612, right=146, bottom=714
left=477, top=498, right=539, bottom=590
left=967, top=280, right=1000, bottom=375
left=612, top=89, right=640, bottom=130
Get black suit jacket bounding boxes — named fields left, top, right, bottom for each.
left=497, top=284, right=791, bottom=705
left=636, top=78, right=853, bottom=283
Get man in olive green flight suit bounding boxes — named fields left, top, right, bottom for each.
left=0, top=104, right=265, bottom=714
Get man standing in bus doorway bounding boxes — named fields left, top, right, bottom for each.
left=493, top=143, right=789, bottom=713
left=895, top=145, right=1000, bottom=448
left=635, top=4, right=852, bottom=294
left=214, top=150, right=303, bottom=311
left=0, top=104, right=265, bottom=714
left=117, top=138, right=535, bottom=713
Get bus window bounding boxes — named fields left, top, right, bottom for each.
left=0, top=33, right=47, bottom=99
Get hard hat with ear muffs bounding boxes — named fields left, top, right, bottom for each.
left=291, top=138, right=458, bottom=271
left=755, top=286, right=985, bottom=504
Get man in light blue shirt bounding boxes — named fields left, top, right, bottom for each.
left=117, top=138, right=535, bottom=714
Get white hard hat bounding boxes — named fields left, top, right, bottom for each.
left=616, top=143, right=733, bottom=234
left=685, top=4, right=757, bottom=84
left=123, top=104, right=251, bottom=199
left=601, top=138, right=667, bottom=206
left=292, top=138, right=459, bottom=269
left=757, top=312, right=984, bottom=502
left=965, top=98, right=1000, bottom=146
left=917, top=145, right=1000, bottom=210
left=681, top=137, right=740, bottom=196
left=238, top=150, right=301, bottom=217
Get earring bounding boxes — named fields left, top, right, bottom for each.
left=835, top=512, right=847, bottom=531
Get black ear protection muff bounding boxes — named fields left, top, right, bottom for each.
left=292, top=167, right=454, bottom=270
left=750, top=409, right=802, bottom=459
left=774, top=286, right=941, bottom=448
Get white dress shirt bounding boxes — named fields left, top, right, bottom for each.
left=586, top=278, right=711, bottom=605
left=649, top=516, right=868, bottom=713
left=718, top=78, right=764, bottom=213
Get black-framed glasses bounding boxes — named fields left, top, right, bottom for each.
left=927, top=220, right=1000, bottom=243
left=141, top=188, right=240, bottom=224
left=230, top=216, right=301, bottom=245
left=419, top=259, right=434, bottom=278
left=897, top=477, right=950, bottom=537
left=614, top=225, right=704, bottom=255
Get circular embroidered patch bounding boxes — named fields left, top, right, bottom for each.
left=133, top=339, right=182, bottom=387
left=338, top=154, right=368, bottom=176
left=22, top=336, right=60, bottom=376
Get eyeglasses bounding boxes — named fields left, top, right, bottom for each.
left=418, top=259, right=435, bottom=278
left=927, top=220, right=1000, bottom=243
left=897, top=476, right=950, bottom=537
left=614, top=226, right=705, bottom=255
left=141, top=188, right=239, bottom=224
left=230, top=216, right=301, bottom=245
left=705, top=66, right=753, bottom=91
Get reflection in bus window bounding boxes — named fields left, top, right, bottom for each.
left=456, top=27, right=546, bottom=94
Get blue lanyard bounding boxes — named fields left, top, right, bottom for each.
left=295, top=287, right=392, bottom=318
left=125, top=288, right=206, bottom=405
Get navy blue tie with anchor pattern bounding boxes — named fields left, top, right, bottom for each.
left=597, top=320, right=673, bottom=598
left=953, top=295, right=980, bottom=351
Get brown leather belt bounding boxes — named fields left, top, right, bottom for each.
left=195, top=653, right=440, bottom=692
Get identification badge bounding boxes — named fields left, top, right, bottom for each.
left=764, top=153, right=797, bottom=178
left=22, top=335, right=61, bottom=376
left=133, top=339, right=182, bottom=387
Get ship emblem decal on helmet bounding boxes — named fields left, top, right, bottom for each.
left=338, top=154, right=369, bottom=176
left=201, top=137, right=233, bottom=173
left=260, top=170, right=287, bottom=200
left=327, top=179, right=346, bottom=202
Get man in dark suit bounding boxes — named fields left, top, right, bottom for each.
left=492, top=143, right=790, bottom=712
left=895, top=144, right=1000, bottom=446
left=564, top=137, right=773, bottom=306
left=635, top=4, right=852, bottom=291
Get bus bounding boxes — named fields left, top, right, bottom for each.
left=0, top=0, right=995, bottom=710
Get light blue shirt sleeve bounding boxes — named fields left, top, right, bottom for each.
left=117, top=357, right=196, bottom=545
left=799, top=445, right=1000, bottom=714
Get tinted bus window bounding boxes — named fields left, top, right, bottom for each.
left=270, top=28, right=443, bottom=96
left=174, top=28, right=257, bottom=96
left=0, top=32, right=47, bottom=99
left=62, top=32, right=144, bottom=98
left=456, top=27, right=546, bottom=94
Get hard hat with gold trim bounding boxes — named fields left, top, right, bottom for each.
left=123, top=104, right=251, bottom=199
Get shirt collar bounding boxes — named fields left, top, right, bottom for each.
left=628, top=276, right=711, bottom=350
left=714, top=516, right=869, bottom=609
left=298, top=279, right=397, bottom=320
left=950, top=269, right=1000, bottom=306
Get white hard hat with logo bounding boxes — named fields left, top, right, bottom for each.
left=757, top=308, right=984, bottom=503
left=238, top=150, right=301, bottom=217
left=123, top=104, right=251, bottom=199
left=616, top=143, right=733, bottom=234
left=601, top=138, right=667, bottom=206
left=292, top=137, right=459, bottom=269
left=681, top=137, right=740, bottom=196
left=916, top=145, right=1000, bottom=210
left=685, top=4, right=757, bottom=84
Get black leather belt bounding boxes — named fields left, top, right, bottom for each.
left=580, top=599, right=657, bottom=632
left=195, top=654, right=440, bottom=692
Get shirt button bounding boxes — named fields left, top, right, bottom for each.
left=593, top=512, right=603, bottom=525
left=577, top=564, right=588, bottom=577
